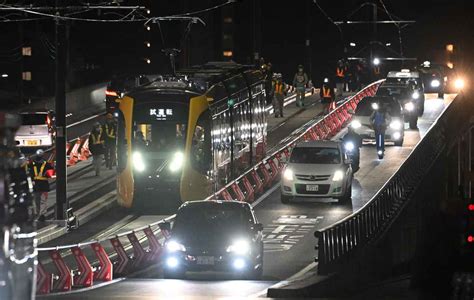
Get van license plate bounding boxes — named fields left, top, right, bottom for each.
left=197, top=256, right=214, bottom=265
left=26, top=140, right=39, bottom=146
left=306, top=185, right=319, bottom=192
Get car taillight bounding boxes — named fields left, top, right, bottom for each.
left=105, top=90, right=118, bottom=97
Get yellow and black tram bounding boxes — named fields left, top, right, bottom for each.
left=116, top=62, right=267, bottom=212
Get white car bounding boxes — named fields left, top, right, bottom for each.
left=15, top=111, right=55, bottom=148
left=281, top=140, right=353, bottom=204
left=350, top=96, right=405, bottom=146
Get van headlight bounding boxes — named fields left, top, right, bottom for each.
left=133, top=152, right=146, bottom=172
left=226, top=239, right=251, bottom=255
left=412, top=92, right=420, bottom=99
left=351, top=120, right=362, bottom=129
left=332, top=170, right=344, bottom=182
left=389, top=120, right=402, bottom=130
left=169, top=151, right=184, bottom=172
left=431, top=79, right=440, bottom=87
left=404, top=102, right=415, bottom=112
left=283, top=168, right=294, bottom=181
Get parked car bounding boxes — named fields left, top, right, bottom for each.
left=162, top=200, right=264, bottom=279
left=15, top=110, right=55, bottom=149
left=281, top=140, right=353, bottom=204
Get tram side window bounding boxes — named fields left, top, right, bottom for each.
left=191, top=110, right=212, bottom=174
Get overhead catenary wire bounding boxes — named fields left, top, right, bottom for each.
left=379, top=0, right=404, bottom=57
left=313, top=0, right=343, bottom=41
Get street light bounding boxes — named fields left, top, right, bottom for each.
left=373, top=57, right=380, bottom=66
left=385, top=42, right=391, bottom=46
left=1, top=74, right=8, bottom=78
left=349, top=42, right=356, bottom=47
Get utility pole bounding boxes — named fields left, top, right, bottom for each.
left=306, top=0, right=312, bottom=79
left=54, top=0, right=68, bottom=221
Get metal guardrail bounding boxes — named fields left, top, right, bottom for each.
left=314, top=93, right=463, bottom=275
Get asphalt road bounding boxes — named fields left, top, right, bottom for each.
left=40, top=94, right=454, bottom=299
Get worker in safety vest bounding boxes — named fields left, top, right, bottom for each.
left=292, top=64, right=308, bottom=107
left=103, top=113, right=117, bottom=170
left=335, top=59, right=346, bottom=97
left=272, top=73, right=287, bottom=118
left=320, top=77, right=336, bottom=114
left=26, top=149, right=54, bottom=221
left=88, top=122, right=105, bottom=176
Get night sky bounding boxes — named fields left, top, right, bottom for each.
left=1, top=0, right=473, bottom=96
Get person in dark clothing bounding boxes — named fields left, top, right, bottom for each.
left=272, top=73, right=287, bottom=117
left=88, top=122, right=105, bottom=176
left=103, top=113, right=117, bottom=170
left=26, top=149, right=54, bottom=221
left=370, top=104, right=391, bottom=157
left=293, top=64, right=309, bottom=107
left=320, top=78, right=336, bottom=114
left=342, top=126, right=362, bottom=172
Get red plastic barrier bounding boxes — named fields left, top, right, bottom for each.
left=91, top=242, right=113, bottom=281
left=79, top=138, right=91, bottom=161
left=49, top=250, right=72, bottom=292
left=259, top=163, right=272, bottom=188
left=220, top=188, right=233, bottom=201
left=242, top=176, right=255, bottom=202
left=231, top=182, right=245, bottom=202
left=127, top=232, right=148, bottom=269
left=143, top=227, right=163, bottom=261
left=110, top=237, right=132, bottom=276
left=267, top=158, right=280, bottom=183
left=37, top=261, right=53, bottom=295
left=71, top=246, right=94, bottom=287
left=250, top=169, right=264, bottom=194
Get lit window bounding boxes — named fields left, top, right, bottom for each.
left=22, top=47, right=32, bottom=56
left=145, top=42, right=151, bottom=47
left=447, top=62, right=454, bottom=69
left=146, top=59, right=151, bottom=64
left=224, top=17, right=233, bottom=23
left=446, top=44, right=454, bottom=52
left=22, top=71, right=32, bottom=81
left=223, top=51, right=233, bottom=57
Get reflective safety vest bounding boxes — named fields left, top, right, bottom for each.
left=336, top=67, right=345, bottom=77
left=322, top=86, right=331, bottom=98
left=33, top=162, right=48, bottom=181
left=275, top=82, right=284, bottom=95
left=104, top=124, right=116, bottom=139
left=91, top=129, right=104, bottom=145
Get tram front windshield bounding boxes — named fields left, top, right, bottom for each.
left=132, top=100, right=189, bottom=155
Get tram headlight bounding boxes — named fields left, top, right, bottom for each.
left=133, top=152, right=146, bottom=172
left=169, top=151, right=184, bottom=172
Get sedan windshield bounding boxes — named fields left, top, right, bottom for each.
left=290, top=147, right=341, bottom=164
left=21, top=114, right=47, bottom=126
left=173, top=204, right=254, bottom=235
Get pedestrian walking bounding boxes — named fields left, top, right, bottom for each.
left=272, top=73, right=286, bottom=117
left=292, top=64, right=308, bottom=107
left=88, top=122, right=105, bottom=176
left=320, top=78, right=336, bottom=114
left=26, top=149, right=54, bottom=221
left=103, top=113, right=117, bottom=170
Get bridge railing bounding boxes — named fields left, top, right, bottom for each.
left=314, top=92, right=473, bottom=275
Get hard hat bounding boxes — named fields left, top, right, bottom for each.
left=36, top=149, right=44, bottom=157
left=323, top=78, right=329, bottom=83
left=423, top=61, right=430, bottom=67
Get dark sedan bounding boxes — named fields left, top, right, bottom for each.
left=162, top=200, right=264, bottom=279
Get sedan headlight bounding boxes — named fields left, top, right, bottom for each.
left=412, top=91, right=420, bottom=99
left=169, top=151, right=184, bottom=172
left=226, top=239, right=251, bottom=255
left=404, top=102, right=415, bottom=112
left=454, top=78, right=465, bottom=90
left=389, top=120, right=402, bottom=130
left=351, top=120, right=362, bottom=129
left=332, top=170, right=344, bottom=182
left=166, top=240, right=186, bottom=252
left=133, top=152, right=146, bottom=172
left=431, top=79, right=440, bottom=88
left=283, top=168, right=294, bottom=181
